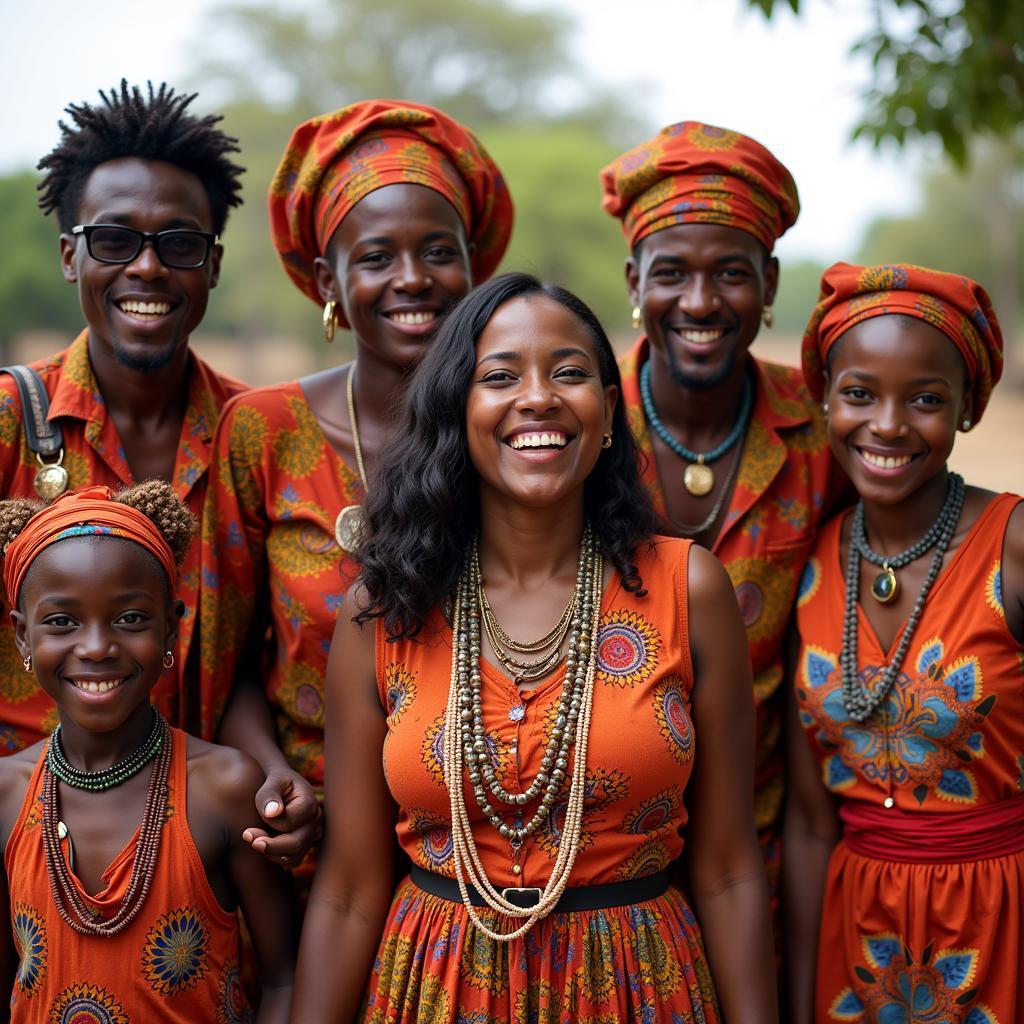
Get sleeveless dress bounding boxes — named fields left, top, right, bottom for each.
left=365, top=537, right=721, bottom=1024
left=794, top=493, right=1024, bottom=1022
left=5, top=728, right=250, bottom=1022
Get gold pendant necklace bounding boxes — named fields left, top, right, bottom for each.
left=334, top=365, right=369, bottom=553
left=682, top=459, right=714, bottom=496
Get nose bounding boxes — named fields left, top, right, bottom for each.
left=74, top=621, right=118, bottom=662
left=124, top=239, right=169, bottom=281
left=870, top=398, right=910, bottom=440
left=514, top=369, right=561, bottom=414
left=391, top=252, right=432, bottom=295
left=676, top=273, right=719, bottom=320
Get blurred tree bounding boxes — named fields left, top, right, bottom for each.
left=857, top=140, right=1022, bottom=347
left=0, top=172, right=81, bottom=356
left=192, top=0, right=637, bottom=138
left=746, top=0, right=1024, bottom=167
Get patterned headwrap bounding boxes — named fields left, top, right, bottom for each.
left=801, top=262, right=1004, bottom=424
left=600, top=120, right=800, bottom=252
left=269, top=99, right=514, bottom=318
left=3, top=486, right=178, bottom=609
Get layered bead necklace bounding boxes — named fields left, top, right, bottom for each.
left=42, top=708, right=171, bottom=935
left=444, top=525, right=603, bottom=942
left=841, top=472, right=965, bottom=724
left=639, top=360, right=753, bottom=496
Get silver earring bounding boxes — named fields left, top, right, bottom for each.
left=22, top=655, right=31, bottom=673
left=961, top=418, right=971, bottom=431
left=822, top=402, right=829, bottom=415
left=162, top=650, right=175, bottom=669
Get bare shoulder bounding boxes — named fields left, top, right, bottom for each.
left=185, top=735, right=263, bottom=807
left=1000, top=497, right=1024, bottom=592
left=0, top=743, right=45, bottom=849
left=685, top=542, right=734, bottom=603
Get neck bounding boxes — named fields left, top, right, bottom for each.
left=860, top=469, right=952, bottom=555
left=648, top=348, right=751, bottom=449
left=86, top=334, right=190, bottom=425
left=352, top=342, right=414, bottom=454
left=477, top=492, right=587, bottom=588
left=55, top=702, right=156, bottom=774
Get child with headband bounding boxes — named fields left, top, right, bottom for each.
left=0, top=482, right=295, bottom=1021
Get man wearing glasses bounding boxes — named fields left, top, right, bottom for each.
left=0, top=81, right=246, bottom=752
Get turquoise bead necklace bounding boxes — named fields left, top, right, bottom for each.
left=639, top=360, right=754, bottom=496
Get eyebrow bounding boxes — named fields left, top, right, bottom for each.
left=648, top=252, right=754, bottom=268
left=356, top=230, right=459, bottom=247
left=842, top=370, right=952, bottom=387
left=91, top=213, right=204, bottom=230
left=36, top=591, right=156, bottom=606
left=478, top=346, right=593, bottom=365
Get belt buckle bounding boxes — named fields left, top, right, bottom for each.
left=500, top=886, right=542, bottom=909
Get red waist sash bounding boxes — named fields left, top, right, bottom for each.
left=840, top=795, right=1024, bottom=864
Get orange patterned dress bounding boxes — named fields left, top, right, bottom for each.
left=5, top=729, right=249, bottom=1022
left=794, top=494, right=1024, bottom=1022
left=367, top=537, right=722, bottom=1023
left=619, top=338, right=843, bottom=899
left=200, top=380, right=363, bottom=802
left=0, top=333, right=246, bottom=749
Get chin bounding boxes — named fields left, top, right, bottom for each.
left=112, top=337, right=184, bottom=374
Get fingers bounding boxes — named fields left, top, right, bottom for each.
left=257, top=770, right=320, bottom=832
left=242, top=823, right=321, bottom=868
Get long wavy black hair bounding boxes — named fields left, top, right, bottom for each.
left=355, top=272, right=659, bottom=639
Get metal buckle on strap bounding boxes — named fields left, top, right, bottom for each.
left=500, top=886, right=542, bottom=909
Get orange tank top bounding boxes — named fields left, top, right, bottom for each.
left=795, top=493, right=1024, bottom=810
left=4, top=728, right=249, bottom=1022
left=377, top=537, right=698, bottom=889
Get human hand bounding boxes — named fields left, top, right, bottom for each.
left=242, top=766, right=322, bottom=868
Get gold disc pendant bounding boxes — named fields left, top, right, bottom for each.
left=334, top=504, right=367, bottom=553
left=870, top=564, right=898, bottom=603
left=683, top=461, right=714, bottom=497
left=34, top=453, right=69, bottom=501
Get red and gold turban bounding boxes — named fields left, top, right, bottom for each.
left=600, top=120, right=800, bottom=252
left=801, top=262, right=1004, bottom=423
left=3, top=486, right=178, bottom=609
left=269, top=100, right=514, bottom=317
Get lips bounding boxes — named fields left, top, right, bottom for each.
left=673, top=326, right=727, bottom=346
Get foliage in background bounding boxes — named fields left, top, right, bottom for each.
left=747, top=0, right=1024, bottom=167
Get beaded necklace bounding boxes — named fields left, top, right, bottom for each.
left=46, top=705, right=164, bottom=791
left=444, top=525, right=603, bottom=941
left=639, top=360, right=753, bottom=496
left=43, top=710, right=172, bottom=935
left=841, top=472, right=965, bottom=724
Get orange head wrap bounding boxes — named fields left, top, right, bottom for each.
left=801, top=262, right=1004, bottom=424
left=3, top=486, right=178, bottom=609
left=600, top=120, right=800, bottom=252
left=268, top=99, right=514, bottom=321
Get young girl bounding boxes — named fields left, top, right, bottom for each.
left=0, top=482, right=296, bottom=1022
left=785, top=263, right=1024, bottom=1022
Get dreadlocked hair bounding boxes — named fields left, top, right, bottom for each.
left=37, top=80, right=245, bottom=234
left=0, top=481, right=195, bottom=574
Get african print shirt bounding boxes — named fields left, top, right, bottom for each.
left=0, top=333, right=246, bottom=750
left=4, top=729, right=249, bottom=1021
left=199, top=381, right=363, bottom=794
left=619, top=338, right=844, bottom=863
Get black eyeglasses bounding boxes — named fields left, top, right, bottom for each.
left=71, top=224, right=220, bottom=269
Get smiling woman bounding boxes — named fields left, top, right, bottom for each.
left=289, top=272, right=780, bottom=1022
left=199, top=100, right=514, bottom=881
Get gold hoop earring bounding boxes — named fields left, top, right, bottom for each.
left=761, top=306, right=774, bottom=329
left=162, top=651, right=175, bottom=670
left=322, top=301, right=337, bottom=343
left=23, top=655, right=31, bottom=673
left=602, top=432, right=613, bottom=449
left=631, top=306, right=642, bottom=331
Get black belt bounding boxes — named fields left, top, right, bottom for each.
left=410, top=866, right=670, bottom=912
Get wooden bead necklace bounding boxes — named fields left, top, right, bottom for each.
left=42, top=710, right=171, bottom=935
left=444, top=525, right=603, bottom=941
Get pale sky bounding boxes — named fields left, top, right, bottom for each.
left=1, top=0, right=927, bottom=263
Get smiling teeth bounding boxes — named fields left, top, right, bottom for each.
left=118, top=300, right=171, bottom=316
left=389, top=311, right=436, bottom=325
left=861, top=451, right=913, bottom=469
left=679, top=328, right=724, bottom=344
left=72, top=678, right=124, bottom=693
left=509, top=432, right=568, bottom=450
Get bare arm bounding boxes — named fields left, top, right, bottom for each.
left=781, top=627, right=839, bottom=1024
left=1000, top=500, right=1024, bottom=644
left=290, top=594, right=396, bottom=1023
left=685, top=544, right=777, bottom=1022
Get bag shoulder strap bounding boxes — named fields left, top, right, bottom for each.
left=0, top=365, right=63, bottom=457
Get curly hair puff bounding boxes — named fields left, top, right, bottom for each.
left=355, top=272, right=659, bottom=640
